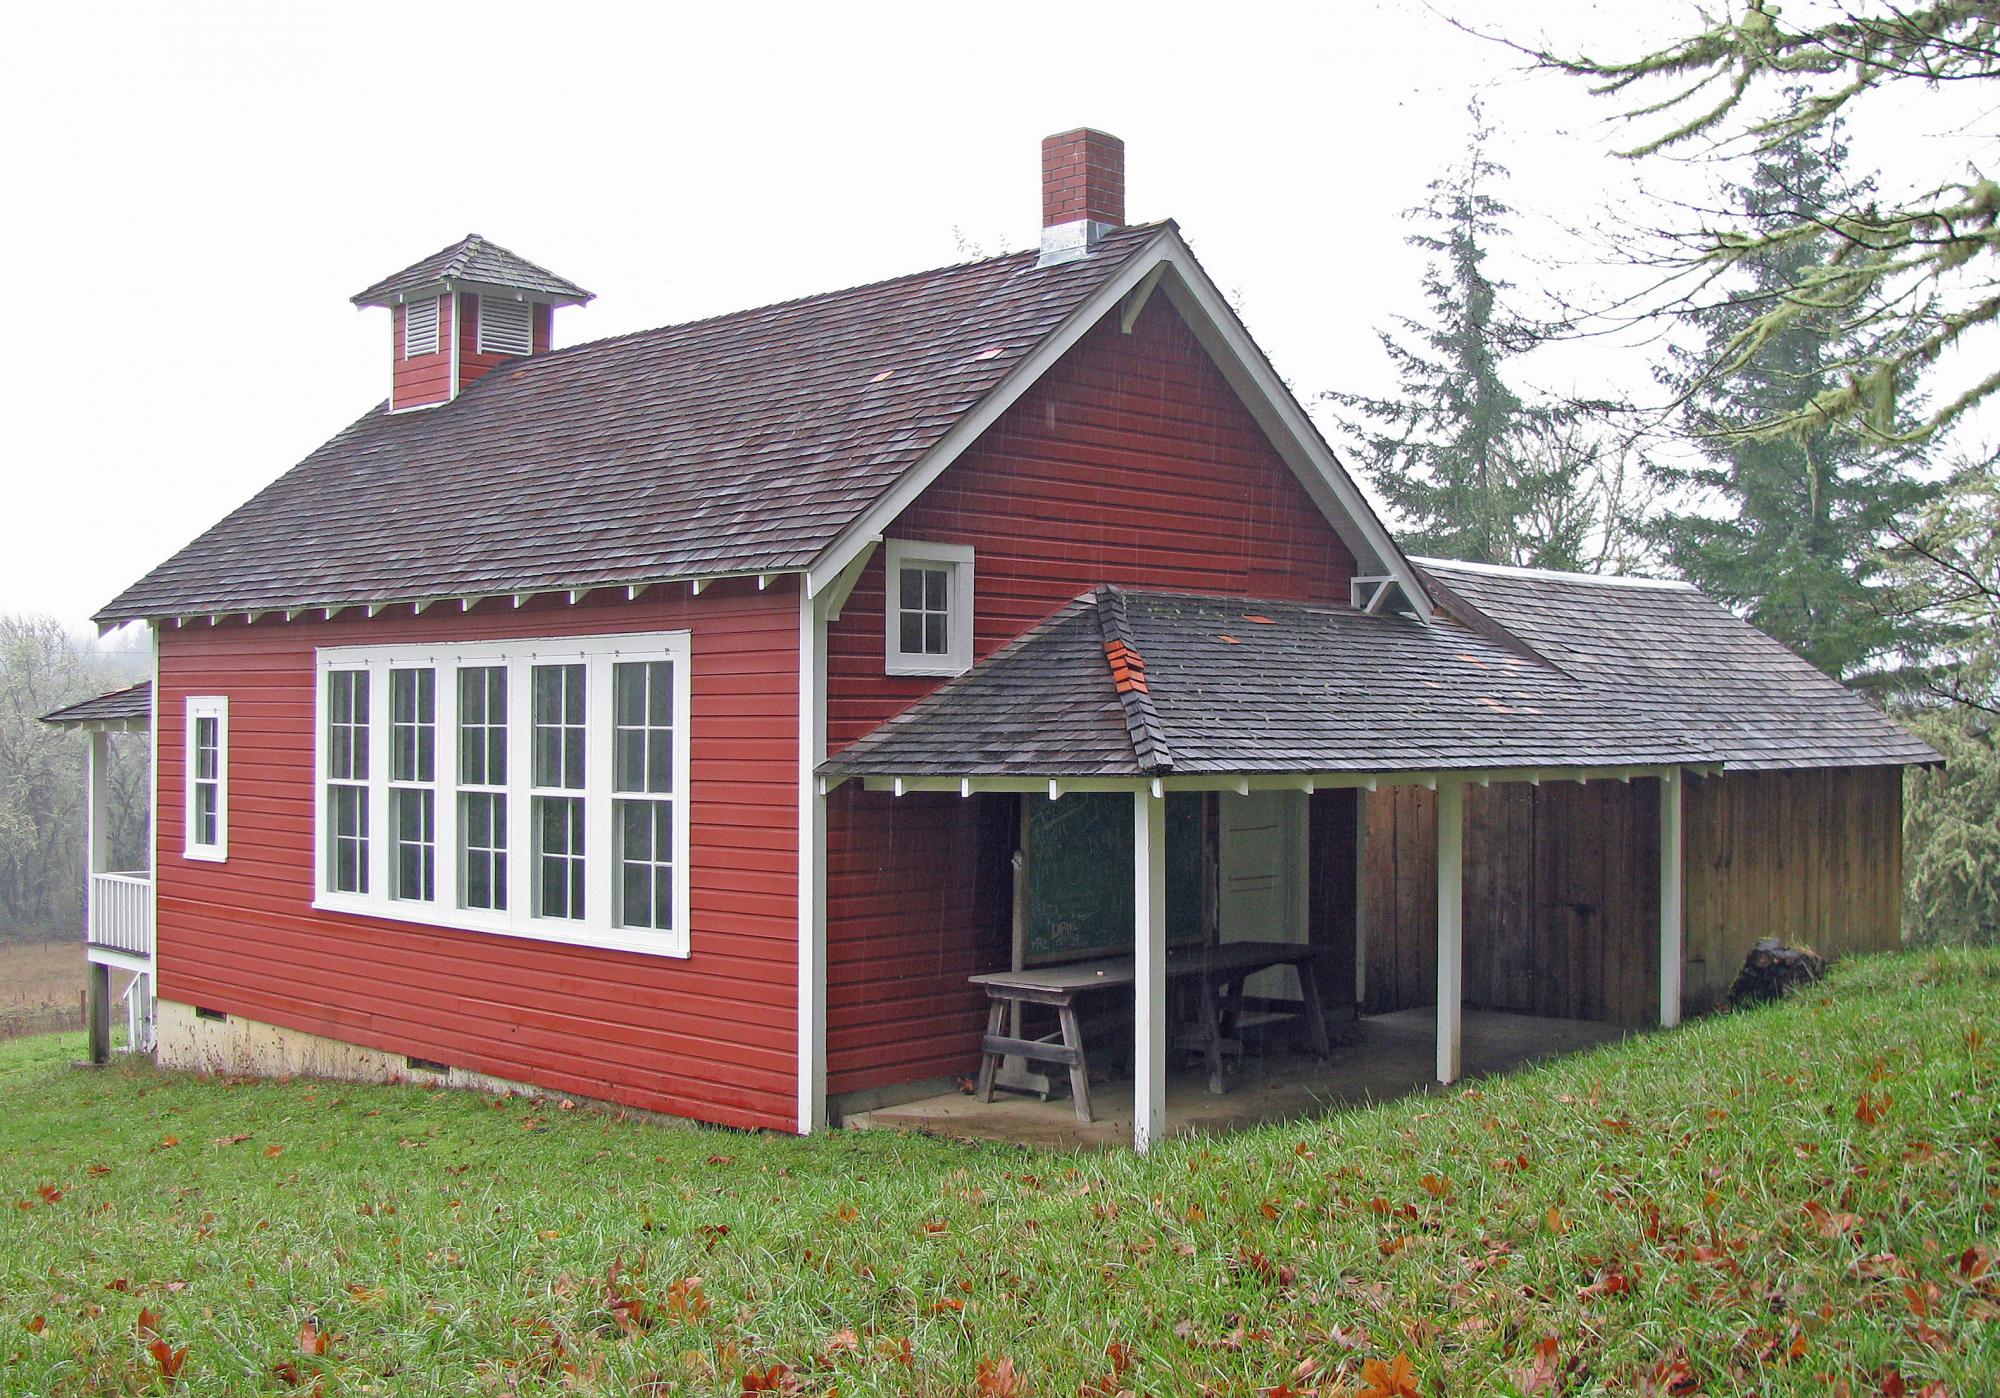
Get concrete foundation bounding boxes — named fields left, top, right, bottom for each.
left=152, top=1000, right=538, bottom=1098
left=849, top=1006, right=1628, bottom=1149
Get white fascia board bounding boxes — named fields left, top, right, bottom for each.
left=854, top=764, right=1705, bottom=794
left=803, top=227, right=1430, bottom=620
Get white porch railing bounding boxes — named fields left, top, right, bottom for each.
left=88, top=871, right=154, bottom=958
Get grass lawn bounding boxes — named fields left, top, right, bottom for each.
left=3, top=951, right=1996, bottom=1396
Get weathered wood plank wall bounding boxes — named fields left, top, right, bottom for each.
left=1681, top=767, right=1903, bottom=1010
left=1353, top=767, right=1902, bottom=1026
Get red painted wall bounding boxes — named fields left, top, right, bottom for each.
left=155, top=580, right=799, bottom=1132
left=823, top=297, right=1360, bottom=1100
left=390, top=298, right=453, bottom=411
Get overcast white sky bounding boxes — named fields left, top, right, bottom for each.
left=0, top=2, right=1975, bottom=634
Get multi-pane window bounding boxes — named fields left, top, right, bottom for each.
left=325, top=669, right=370, bottom=894
left=899, top=566, right=950, bottom=656
left=184, top=696, right=228, bottom=860
left=457, top=666, right=507, bottom=912
left=613, top=661, right=677, bottom=932
left=532, top=663, right=587, bottom=920
left=314, top=633, right=690, bottom=957
left=884, top=539, right=974, bottom=677
left=389, top=668, right=436, bottom=902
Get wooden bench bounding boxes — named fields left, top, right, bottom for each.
left=969, top=940, right=1333, bottom=1122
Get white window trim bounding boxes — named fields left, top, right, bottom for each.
left=883, top=538, right=975, bottom=677
left=476, top=295, right=534, bottom=356
left=183, top=695, right=228, bottom=862
left=404, top=296, right=441, bottom=358
left=312, top=631, right=693, bottom=958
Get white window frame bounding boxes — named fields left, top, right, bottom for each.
left=883, top=538, right=975, bottom=677
left=476, top=295, right=534, bottom=356
left=403, top=296, right=441, bottom=358
left=183, top=695, right=228, bottom=861
left=312, top=631, right=693, bottom=958
left=387, top=666, right=439, bottom=904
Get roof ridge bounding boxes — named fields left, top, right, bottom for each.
left=507, top=221, right=1175, bottom=369
left=1414, top=556, right=1697, bottom=591
left=1094, top=585, right=1174, bottom=776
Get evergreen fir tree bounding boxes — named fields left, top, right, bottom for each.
left=1653, top=119, right=1934, bottom=682
left=1330, top=105, right=1592, bottom=569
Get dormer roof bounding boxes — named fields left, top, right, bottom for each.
left=350, top=233, right=593, bottom=308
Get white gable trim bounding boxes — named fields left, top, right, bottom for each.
left=803, top=227, right=1430, bottom=619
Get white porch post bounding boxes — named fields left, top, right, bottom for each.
left=1133, top=787, right=1167, bottom=1152
left=85, top=729, right=109, bottom=928
left=85, top=729, right=112, bottom=1065
left=1659, top=768, right=1684, bottom=1029
left=1435, top=779, right=1463, bottom=1085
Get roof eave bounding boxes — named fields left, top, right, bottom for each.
left=93, top=565, right=808, bottom=629
left=350, top=276, right=594, bottom=310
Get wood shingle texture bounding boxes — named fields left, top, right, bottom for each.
left=822, top=566, right=1939, bottom=780
left=823, top=586, right=1728, bottom=780
left=1417, top=560, right=1938, bottom=770
left=96, top=226, right=1169, bottom=625
left=349, top=233, right=593, bottom=306
left=40, top=679, right=152, bottom=727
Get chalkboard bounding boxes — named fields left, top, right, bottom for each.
left=1025, top=792, right=1205, bottom=963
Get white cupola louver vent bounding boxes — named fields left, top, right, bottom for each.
left=403, top=297, right=440, bottom=357
left=477, top=297, right=533, bottom=356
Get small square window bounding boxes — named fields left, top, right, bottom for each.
left=884, top=539, right=974, bottom=677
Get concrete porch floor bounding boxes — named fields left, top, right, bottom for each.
left=846, top=1007, right=1630, bottom=1149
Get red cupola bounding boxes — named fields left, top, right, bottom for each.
left=352, top=234, right=592, bottom=412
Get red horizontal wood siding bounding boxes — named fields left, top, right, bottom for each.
left=824, top=297, right=1361, bottom=1098
left=156, top=579, right=799, bottom=1131
left=390, top=297, right=453, bottom=411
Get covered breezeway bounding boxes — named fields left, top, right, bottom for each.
left=827, top=765, right=1695, bottom=1152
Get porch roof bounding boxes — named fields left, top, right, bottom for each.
left=820, top=588, right=1717, bottom=782
left=1415, top=559, right=1940, bottom=771
left=39, top=680, right=151, bottom=732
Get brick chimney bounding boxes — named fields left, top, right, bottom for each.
left=1039, top=128, right=1125, bottom=266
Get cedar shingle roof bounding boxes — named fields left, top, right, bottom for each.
left=1416, top=559, right=1939, bottom=771
left=822, top=588, right=1720, bottom=779
left=350, top=233, right=592, bottom=306
left=40, top=680, right=152, bottom=729
left=98, top=223, right=1169, bottom=624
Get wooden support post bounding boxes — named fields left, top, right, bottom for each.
left=85, top=730, right=108, bottom=940
left=1659, top=768, right=1683, bottom=1029
left=1436, top=780, right=1463, bottom=1085
left=1353, top=788, right=1368, bottom=1011
left=87, top=962, right=111, bottom=1066
left=1133, top=787, right=1167, bottom=1152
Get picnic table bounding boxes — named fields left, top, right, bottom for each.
left=968, top=940, right=1333, bottom=1122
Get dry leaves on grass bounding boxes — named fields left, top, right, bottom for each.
left=975, top=1355, right=1029, bottom=1395
left=1358, top=1353, right=1421, bottom=1398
